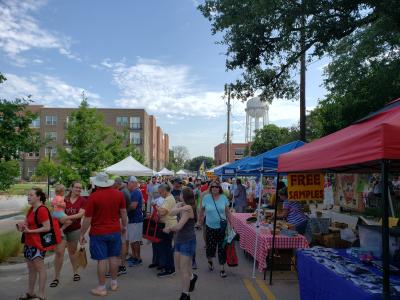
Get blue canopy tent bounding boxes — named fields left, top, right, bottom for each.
left=213, top=155, right=255, bottom=177
left=237, top=140, right=306, bottom=175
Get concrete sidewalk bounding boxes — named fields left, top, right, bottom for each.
left=0, top=230, right=300, bottom=300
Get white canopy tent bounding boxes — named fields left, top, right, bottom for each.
left=157, top=167, right=174, bottom=176
left=104, top=155, right=154, bottom=176
left=176, top=169, right=187, bottom=176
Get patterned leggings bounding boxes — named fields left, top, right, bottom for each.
left=206, top=226, right=226, bottom=265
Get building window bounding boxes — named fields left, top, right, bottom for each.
left=45, top=131, right=57, bottom=141
left=130, top=116, right=141, bottom=129
left=27, top=167, right=35, bottom=178
left=45, top=115, right=57, bottom=125
left=130, top=132, right=141, bottom=145
left=234, top=148, right=245, bottom=156
left=116, top=116, right=129, bottom=126
left=45, top=147, right=57, bottom=157
left=26, top=152, right=40, bottom=159
left=30, top=117, right=40, bottom=128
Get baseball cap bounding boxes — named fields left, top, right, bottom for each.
left=128, top=176, right=138, bottom=182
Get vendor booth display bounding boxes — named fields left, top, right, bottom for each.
left=230, top=212, right=309, bottom=272
left=278, top=98, right=400, bottom=299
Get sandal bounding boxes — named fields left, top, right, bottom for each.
left=73, top=274, right=81, bottom=281
left=49, top=279, right=59, bottom=288
left=17, top=293, right=36, bottom=300
left=207, top=261, right=214, bottom=271
left=220, top=270, right=227, bottom=278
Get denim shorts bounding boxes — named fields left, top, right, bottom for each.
left=89, top=232, right=122, bottom=261
left=174, top=239, right=196, bottom=257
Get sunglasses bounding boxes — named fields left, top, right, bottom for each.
left=210, top=185, right=219, bottom=188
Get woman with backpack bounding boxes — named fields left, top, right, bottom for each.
left=16, top=187, right=61, bottom=300
left=163, top=187, right=198, bottom=300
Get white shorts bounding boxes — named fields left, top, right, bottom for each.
left=127, top=223, right=143, bottom=243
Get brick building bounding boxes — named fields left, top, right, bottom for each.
left=21, top=105, right=169, bottom=180
left=214, top=142, right=249, bottom=165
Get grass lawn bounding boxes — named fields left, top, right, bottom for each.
left=0, top=231, right=23, bottom=263
left=2, top=183, right=47, bottom=196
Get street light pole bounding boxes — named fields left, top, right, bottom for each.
left=47, top=147, right=51, bottom=199
left=226, top=85, right=231, bottom=163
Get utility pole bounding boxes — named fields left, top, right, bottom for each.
left=299, top=0, right=306, bottom=142
left=226, top=84, right=231, bottom=163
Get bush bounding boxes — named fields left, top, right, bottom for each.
left=0, top=231, right=23, bottom=263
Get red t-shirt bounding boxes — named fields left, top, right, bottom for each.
left=64, top=196, right=86, bottom=233
left=200, top=184, right=209, bottom=193
left=25, top=205, right=61, bottom=251
left=85, top=187, right=126, bottom=236
left=140, top=184, right=148, bottom=203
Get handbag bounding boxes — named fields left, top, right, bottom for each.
left=74, top=246, right=88, bottom=269
left=143, top=205, right=165, bottom=243
left=35, top=206, right=57, bottom=249
left=211, top=194, right=227, bottom=232
left=226, top=242, right=239, bottom=267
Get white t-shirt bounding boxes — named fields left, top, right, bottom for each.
left=221, top=182, right=231, bottom=193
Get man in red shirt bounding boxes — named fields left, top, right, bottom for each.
left=80, top=173, right=128, bottom=296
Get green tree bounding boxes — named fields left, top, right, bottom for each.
left=34, top=159, right=80, bottom=188
left=170, top=146, right=190, bottom=170
left=0, top=160, right=19, bottom=191
left=57, top=96, right=143, bottom=185
left=250, top=124, right=298, bottom=155
left=0, top=74, right=41, bottom=190
left=199, top=0, right=400, bottom=139
left=313, top=20, right=400, bottom=136
left=184, top=156, right=214, bottom=172
left=166, top=149, right=178, bottom=171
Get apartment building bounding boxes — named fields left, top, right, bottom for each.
left=214, top=142, right=249, bottom=165
left=21, top=105, right=169, bottom=180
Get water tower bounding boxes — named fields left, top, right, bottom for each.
left=245, top=96, right=269, bottom=142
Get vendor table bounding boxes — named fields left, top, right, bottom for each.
left=230, top=213, right=309, bottom=271
left=296, top=249, right=400, bottom=300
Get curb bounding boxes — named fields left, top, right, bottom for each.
left=0, top=252, right=68, bottom=275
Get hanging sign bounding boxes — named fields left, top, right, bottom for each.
left=287, top=173, right=324, bottom=201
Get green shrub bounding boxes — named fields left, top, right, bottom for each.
left=0, top=231, right=23, bottom=263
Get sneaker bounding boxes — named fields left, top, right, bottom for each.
left=91, top=287, right=107, bottom=296
left=126, top=256, right=135, bottom=262
left=179, top=292, right=190, bottom=300
left=157, top=270, right=175, bottom=277
left=128, top=258, right=142, bottom=267
left=189, top=274, right=198, bottom=292
left=105, top=272, right=111, bottom=278
left=148, top=263, right=158, bottom=269
left=117, top=265, right=127, bottom=276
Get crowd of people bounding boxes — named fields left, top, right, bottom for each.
left=16, top=173, right=241, bottom=300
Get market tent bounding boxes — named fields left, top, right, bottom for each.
left=277, top=98, right=400, bottom=299
left=104, top=155, right=154, bottom=176
left=238, top=140, right=306, bottom=174
left=214, top=156, right=255, bottom=176
left=207, top=162, right=230, bottom=173
left=176, top=169, right=187, bottom=176
left=278, top=100, right=400, bottom=173
left=157, top=167, right=174, bottom=176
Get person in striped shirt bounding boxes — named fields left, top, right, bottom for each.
left=279, top=187, right=308, bottom=234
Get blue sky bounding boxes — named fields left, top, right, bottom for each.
left=0, top=0, right=328, bottom=158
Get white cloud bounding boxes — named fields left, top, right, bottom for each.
left=0, top=0, right=78, bottom=64
left=102, top=58, right=227, bottom=118
left=0, top=73, right=102, bottom=107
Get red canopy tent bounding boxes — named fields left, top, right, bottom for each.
left=277, top=98, right=400, bottom=299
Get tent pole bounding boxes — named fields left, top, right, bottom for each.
left=269, top=173, right=280, bottom=284
left=252, top=172, right=263, bottom=278
left=381, top=160, right=390, bottom=299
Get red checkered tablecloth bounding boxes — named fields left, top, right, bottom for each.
left=230, top=213, right=309, bottom=272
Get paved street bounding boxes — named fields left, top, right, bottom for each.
left=0, top=230, right=300, bottom=300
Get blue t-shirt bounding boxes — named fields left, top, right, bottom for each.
left=202, top=194, right=229, bottom=229
left=128, top=188, right=143, bottom=223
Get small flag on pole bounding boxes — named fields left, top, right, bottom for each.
left=199, top=161, right=206, bottom=176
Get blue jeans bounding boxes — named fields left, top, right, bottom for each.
left=158, top=232, right=175, bottom=272
left=90, top=232, right=122, bottom=261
